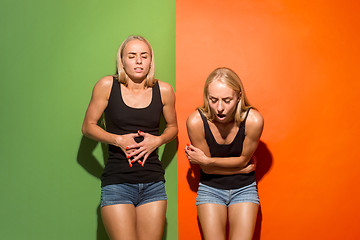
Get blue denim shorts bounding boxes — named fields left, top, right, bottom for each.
left=196, top=181, right=259, bottom=206
left=101, top=181, right=167, bottom=208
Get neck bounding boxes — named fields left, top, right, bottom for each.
left=127, top=78, right=147, bottom=90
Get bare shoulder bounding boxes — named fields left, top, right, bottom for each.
left=186, top=110, right=207, bottom=145
left=157, top=80, right=175, bottom=103
left=95, top=75, right=113, bottom=89
left=158, top=80, right=174, bottom=94
left=245, top=109, right=264, bottom=134
left=92, top=75, right=114, bottom=99
left=186, top=110, right=203, bottom=130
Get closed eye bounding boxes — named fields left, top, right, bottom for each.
left=209, top=97, right=218, bottom=103
left=223, top=98, right=233, bottom=104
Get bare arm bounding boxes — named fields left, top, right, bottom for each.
left=185, top=110, right=261, bottom=175
left=127, top=81, right=178, bottom=164
left=81, top=76, right=139, bottom=157
left=157, top=81, right=178, bottom=145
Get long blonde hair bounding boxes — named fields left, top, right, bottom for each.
left=198, top=67, right=253, bottom=125
left=115, top=35, right=156, bottom=87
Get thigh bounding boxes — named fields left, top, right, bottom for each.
left=101, top=204, right=137, bottom=240
left=136, top=200, right=167, bottom=240
left=197, top=204, right=228, bottom=240
left=228, top=202, right=258, bottom=240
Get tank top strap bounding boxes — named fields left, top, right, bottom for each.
left=112, top=76, right=119, bottom=88
left=242, top=107, right=252, bottom=126
left=152, top=81, right=163, bottom=106
left=197, top=109, right=210, bottom=129
left=197, top=109, right=216, bottom=145
left=111, top=76, right=122, bottom=102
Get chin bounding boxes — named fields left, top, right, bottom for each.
left=215, top=117, right=227, bottom=123
left=129, top=75, right=147, bottom=81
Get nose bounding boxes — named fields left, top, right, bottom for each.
left=136, top=55, right=142, bottom=64
left=217, top=100, right=224, bottom=112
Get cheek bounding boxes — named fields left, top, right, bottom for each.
left=208, top=103, right=217, bottom=112
left=122, top=58, right=129, bottom=68
left=228, top=102, right=238, bottom=112
left=144, top=60, right=151, bottom=69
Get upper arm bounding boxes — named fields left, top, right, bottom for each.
left=158, top=81, right=177, bottom=128
left=83, top=76, right=113, bottom=127
left=241, top=109, right=264, bottom=159
left=186, top=111, right=211, bottom=157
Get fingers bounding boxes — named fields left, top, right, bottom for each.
left=128, top=159, right=133, bottom=168
left=127, top=147, right=143, bottom=158
left=185, top=143, right=196, bottom=159
left=186, top=143, right=198, bottom=152
left=128, top=133, right=140, bottom=138
left=138, top=153, right=150, bottom=167
left=126, top=143, right=141, bottom=151
left=126, top=151, right=145, bottom=167
left=137, top=130, right=147, bottom=137
left=130, top=150, right=147, bottom=163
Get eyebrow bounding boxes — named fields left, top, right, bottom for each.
left=127, top=52, right=149, bottom=55
left=209, top=96, right=232, bottom=99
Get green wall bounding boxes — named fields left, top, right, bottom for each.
left=0, top=0, right=177, bottom=239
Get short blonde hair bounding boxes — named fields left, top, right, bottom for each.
left=115, top=35, right=156, bottom=87
left=198, top=67, right=253, bottom=125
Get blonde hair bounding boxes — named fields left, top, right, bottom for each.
left=115, top=35, right=156, bottom=87
left=198, top=67, right=254, bottom=125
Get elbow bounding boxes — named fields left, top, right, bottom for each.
left=168, top=124, right=178, bottom=140
left=201, top=165, right=212, bottom=174
left=81, top=122, right=88, bottom=136
left=174, top=126, right=179, bottom=138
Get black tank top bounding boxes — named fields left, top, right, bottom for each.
left=101, top=77, right=165, bottom=187
left=199, top=108, right=255, bottom=189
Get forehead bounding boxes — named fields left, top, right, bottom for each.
left=208, top=80, right=235, bottom=97
left=124, top=39, right=150, bottom=53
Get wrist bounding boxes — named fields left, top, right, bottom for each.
left=204, top=156, right=214, bottom=167
left=112, top=134, right=122, bottom=147
left=157, top=135, right=165, bottom=147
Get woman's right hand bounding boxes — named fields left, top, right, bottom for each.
left=113, top=133, right=140, bottom=167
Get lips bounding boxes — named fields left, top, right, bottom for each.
left=217, top=113, right=226, bottom=120
left=134, top=67, right=143, bottom=73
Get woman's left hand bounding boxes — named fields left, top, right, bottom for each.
left=185, top=144, right=209, bottom=166
left=126, top=130, right=162, bottom=166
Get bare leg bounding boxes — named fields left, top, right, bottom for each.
left=101, top=204, right=137, bottom=240
left=136, top=200, right=167, bottom=240
left=228, top=202, right=258, bottom=240
left=197, top=204, right=228, bottom=240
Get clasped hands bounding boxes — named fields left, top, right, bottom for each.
left=116, top=130, right=161, bottom=167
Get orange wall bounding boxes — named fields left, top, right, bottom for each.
left=176, top=0, right=360, bottom=239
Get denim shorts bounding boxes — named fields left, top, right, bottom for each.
left=196, top=181, right=259, bottom=206
left=101, top=181, right=167, bottom=208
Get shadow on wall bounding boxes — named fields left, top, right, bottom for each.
left=186, top=140, right=273, bottom=240
left=76, top=116, right=177, bottom=240
left=77, top=135, right=109, bottom=240
left=253, top=141, right=273, bottom=240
